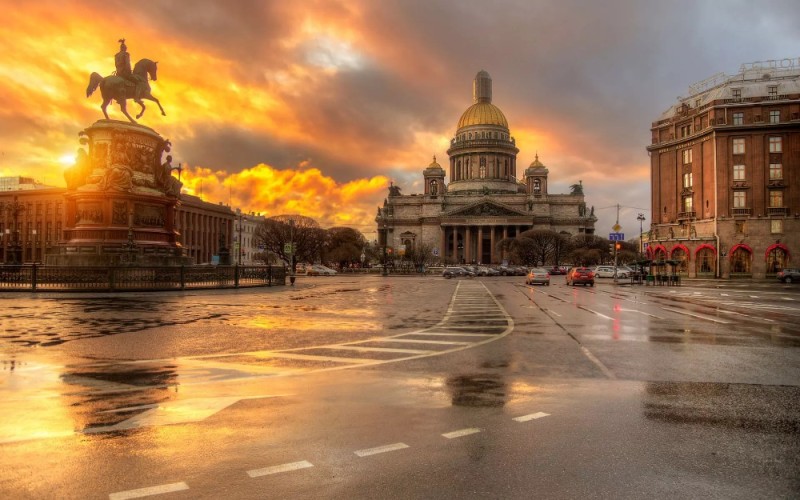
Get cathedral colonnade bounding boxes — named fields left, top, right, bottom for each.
left=440, top=224, right=531, bottom=265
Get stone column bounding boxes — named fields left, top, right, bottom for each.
left=477, top=226, right=483, bottom=265
left=490, top=226, right=496, bottom=264
left=464, top=226, right=472, bottom=264
left=439, top=226, right=446, bottom=263
left=451, top=228, right=457, bottom=263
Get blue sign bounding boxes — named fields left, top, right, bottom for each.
left=609, top=232, right=625, bottom=241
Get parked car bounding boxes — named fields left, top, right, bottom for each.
left=777, top=268, right=800, bottom=283
left=525, top=267, right=551, bottom=286
left=476, top=266, right=500, bottom=276
left=592, top=265, right=630, bottom=279
left=548, top=266, right=567, bottom=275
left=443, top=266, right=472, bottom=278
left=566, top=267, right=595, bottom=286
left=307, top=264, right=337, bottom=276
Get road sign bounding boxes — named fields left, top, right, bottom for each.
left=284, top=243, right=293, bottom=254
left=432, top=247, right=440, bottom=256
left=612, top=224, right=621, bottom=232
left=609, top=232, right=624, bottom=241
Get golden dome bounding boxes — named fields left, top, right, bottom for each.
left=457, top=102, right=509, bottom=130
left=428, top=155, right=442, bottom=169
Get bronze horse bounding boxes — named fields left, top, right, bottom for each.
left=86, top=58, right=166, bottom=123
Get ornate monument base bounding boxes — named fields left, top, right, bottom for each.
left=47, top=120, right=191, bottom=267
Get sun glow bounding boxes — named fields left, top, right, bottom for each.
left=59, top=154, right=76, bottom=166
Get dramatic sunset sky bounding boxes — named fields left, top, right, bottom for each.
left=1, top=0, right=797, bottom=239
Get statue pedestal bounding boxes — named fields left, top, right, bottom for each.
left=47, top=120, right=190, bottom=267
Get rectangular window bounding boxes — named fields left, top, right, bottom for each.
left=769, top=136, right=782, bottom=153
left=683, top=172, right=693, bottom=188
left=769, top=190, right=783, bottom=208
left=683, top=196, right=693, bottom=213
left=769, top=163, right=783, bottom=180
left=732, top=88, right=742, bottom=100
left=768, top=86, right=778, bottom=99
left=732, top=112, right=744, bottom=125
left=682, top=149, right=692, bottom=164
left=733, top=191, right=746, bottom=208
left=735, top=220, right=745, bottom=233
left=771, top=219, right=783, bottom=234
left=733, top=164, right=745, bottom=181
left=733, top=138, right=745, bottom=154
left=769, top=110, right=780, bottom=124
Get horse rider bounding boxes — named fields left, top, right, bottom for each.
left=114, top=38, right=141, bottom=99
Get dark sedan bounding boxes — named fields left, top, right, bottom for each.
left=777, top=268, right=800, bottom=283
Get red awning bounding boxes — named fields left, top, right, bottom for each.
left=670, top=244, right=689, bottom=258
left=694, top=243, right=716, bottom=255
left=729, top=243, right=753, bottom=255
left=764, top=243, right=791, bottom=260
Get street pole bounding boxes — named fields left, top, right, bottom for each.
left=289, top=219, right=296, bottom=286
left=382, top=221, right=388, bottom=276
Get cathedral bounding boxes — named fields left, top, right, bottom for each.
left=376, top=70, right=596, bottom=265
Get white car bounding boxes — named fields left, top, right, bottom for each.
left=307, top=264, right=337, bottom=276
left=592, top=265, right=629, bottom=279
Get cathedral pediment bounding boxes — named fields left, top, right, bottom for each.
left=445, top=201, right=527, bottom=217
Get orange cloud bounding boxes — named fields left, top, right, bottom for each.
left=180, top=162, right=389, bottom=234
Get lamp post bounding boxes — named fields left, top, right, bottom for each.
left=236, top=210, right=245, bottom=265
left=4, top=196, right=25, bottom=265
left=31, top=229, right=37, bottom=263
left=637, top=213, right=646, bottom=257
left=382, top=221, right=388, bottom=276
left=289, top=218, right=296, bottom=286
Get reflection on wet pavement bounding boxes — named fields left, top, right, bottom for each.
left=446, top=373, right=507, bottom=407
left=643, top=382, right=800, bottom=433
left=0, top=281, right=513, bottom=441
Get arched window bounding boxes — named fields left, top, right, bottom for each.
left=730, top=246, right=752, bottom=274
left=671, top=248, right=688, bottom=273
left=766, top=246, right=789, bottom=274
left=479, top=157, right=486, bottom=178
left=430, top=179, right=438, bottom=196
left=696, top=248, right=715, bottom=275
left=533, top=179, right=541, bottom=194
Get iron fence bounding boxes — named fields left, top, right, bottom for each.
left=0, top=264, right=286, bottom=292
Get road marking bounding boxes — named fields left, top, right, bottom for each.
left=410, top=332, right=495, bottom=337
left=247, top=460, right=314, bottom=478
left=717, top=310, right=775, bottom=322
left=354, top=442, right=409, bottom=457
left=109, top=482, right=189, bottom=500
left=783, top=297, right=794, bottom=301
left=513, top=412, right=550, bottom=422
left=749, top=295, right=760, bottom=299
left=381, top=338, right=471, bottom=345
left=721, top=293, right=730, bottom=297
left=442, top=428, right=481, bottom=439
left=661, top=307, right=731, bottom=324
left=580, top=346, right=617, bottom=379
left=620, top=308, right=663, bottom=319
left=577, top=306, right=613, bottom=320
left=546, top=309, right=562, bottom=317
left=330, top=345, right=434, bottom=354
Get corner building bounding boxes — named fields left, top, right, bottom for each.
left=376, top=71, right=595, bottom=265
left=647, top=59, right=800, bottom=278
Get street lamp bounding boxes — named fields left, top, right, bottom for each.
left=382, top=221, right=388, bottom=276
left=637, top=213, right=646, bottom=256
left=236, top=210, right=246, bottom=266
left=31, top=229, right=37, bottom=263
left=289, top=218, right=296, bottom=286
left=4, top=196, right=25, bottom=265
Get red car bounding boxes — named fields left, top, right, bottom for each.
left=566, top=267, right=595, bottom=286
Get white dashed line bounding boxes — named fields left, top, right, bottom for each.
left=661, top=307, right=731, bottom=324
left=109, top=482, right=189, bottom=500
left=577, top=306, right=613, bottom=320
left=442, top=428, right=481, bottom=439
left=247, top=460, right=314, bottom=478
left=354, top=442, right=409, bottom=457
left=513, top=412, right=550, bottom=422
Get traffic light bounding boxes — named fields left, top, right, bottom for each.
left=608, top=243, right=614, bottom=253
left=615, top=242, right=622, bottom=251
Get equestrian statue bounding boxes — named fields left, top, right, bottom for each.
left=86, top=39, right=166, bottom=123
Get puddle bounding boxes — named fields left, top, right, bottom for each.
left=446, top=373, right=506, bottom=408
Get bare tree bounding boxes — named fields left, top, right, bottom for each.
left=323, top=227, right=366, bottom=268
left=253, top=215, right=326, bottom=273
left=406, top=241, right=437, bottom=271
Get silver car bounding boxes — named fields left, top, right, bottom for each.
left=592, top=265, right=629, bottom=279
left=525, top=267, right=551, bottom=286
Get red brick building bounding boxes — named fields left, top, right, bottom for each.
left=647, top=58, right=800, bottom=278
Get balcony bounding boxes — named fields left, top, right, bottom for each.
left=768, top=207, right=788, bottom=216
left=677, top=211, right=696, bottom=220
left=732, top=208, right=752, bottom=217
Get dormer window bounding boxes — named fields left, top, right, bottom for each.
left=533, top=178, right=541, bottom=194
left=731, top=88, right=742, bottom=101
left=768, top=85, right=778, bottom=100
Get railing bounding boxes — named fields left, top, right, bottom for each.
left=0, top=264, right=285, bottom=292
left=676, top=211, right=696, bottom=220
left=732, top=208, right=752, bottom=216
left=768, top=207, right=789, bottom=216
